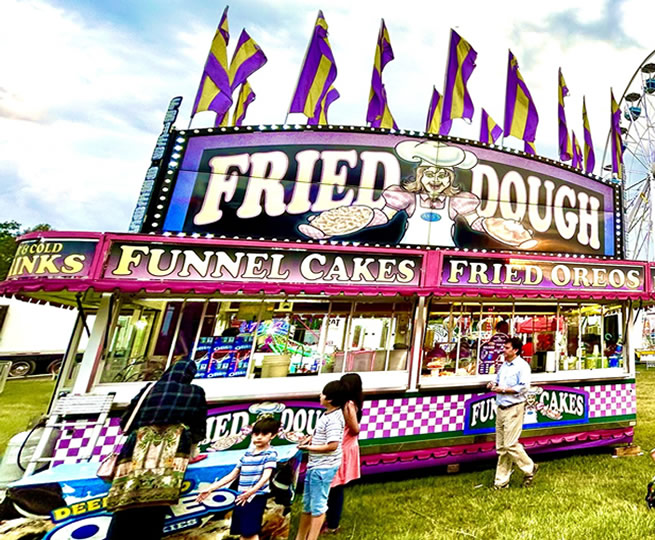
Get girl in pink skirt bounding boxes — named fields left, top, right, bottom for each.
left=324, top=373, right=362, bottom=534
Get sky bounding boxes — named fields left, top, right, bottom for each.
left=1, top=0, right=653, bottom=232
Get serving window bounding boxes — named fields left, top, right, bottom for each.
left=96, top=295, right=414, bottom=385
left=421, top=299, right=627, bottom=382
left=98, top=301, right=164, bottom=383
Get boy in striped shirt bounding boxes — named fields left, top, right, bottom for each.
left=197, top=416, right=281, bottom=540
left=295, top=381, right=346, bottom=540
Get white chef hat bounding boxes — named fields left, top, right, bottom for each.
left=395, top=140, right=478, bottom=170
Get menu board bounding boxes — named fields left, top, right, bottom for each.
left=478, top=332, right=509, bottom=375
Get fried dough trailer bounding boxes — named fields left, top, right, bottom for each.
left=0, top=230, right=642, bottom=475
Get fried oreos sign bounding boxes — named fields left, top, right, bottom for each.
left=156, top=130, right=619, bottom=256
left=442, top=256, right=645, bottom=293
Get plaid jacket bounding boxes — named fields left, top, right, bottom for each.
left=121, top=360, right=208, bottom=443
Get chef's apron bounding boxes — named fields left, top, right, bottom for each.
left=400, top=198, right=456, bottom=246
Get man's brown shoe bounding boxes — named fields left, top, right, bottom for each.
left=522, top=463, right=539, bottom=487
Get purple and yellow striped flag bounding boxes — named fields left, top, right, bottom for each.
left=425, top=87, right=442, bottom=134
left=558, top=68, right=572, bottom=161
left=308, top=85, right=339, bottom=125
left=191, top=7, right=232, bottom=121
left=571, top=131, right=583, bottom=169
left=229, top=29, right=267, bottom=91
left=232, top=81, right=256, bottom=126
left=504, top=51, right=539, bottom=146
left=479, top=108, right=502, bottom=145
left=582, top=97, right=595, bottom=174
left=440, top=29, right=477, bottom=136
left=289, top=11, right=338, bottom=121
left=524, top=141, right=536, bottom=155
left=367, top=20, right=397, bottom=129
left=610, top=90, right=623, bottom=180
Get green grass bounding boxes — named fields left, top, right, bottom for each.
left=3, top=374, right=655, bottom=538
left=291, top=369, right=655, bottom=539
left=0, top=378, right=55, bottom=455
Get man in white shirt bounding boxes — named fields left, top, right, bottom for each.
left=487, top=336, right=538, bottom=489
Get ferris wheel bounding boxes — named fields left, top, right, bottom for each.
left=602, top=52, right=655, bottom=261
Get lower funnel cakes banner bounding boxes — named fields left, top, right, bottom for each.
left=465, top=386, right=589, bottom=434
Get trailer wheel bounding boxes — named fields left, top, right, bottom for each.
left=9, top=360, right=37, bottom=377
left=47, top=359, right=62, bottom=376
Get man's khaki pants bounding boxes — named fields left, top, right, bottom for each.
left=494, top=402, right=534, bottom=487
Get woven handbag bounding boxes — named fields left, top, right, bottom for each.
left=97, top=382, right=154, bottom=482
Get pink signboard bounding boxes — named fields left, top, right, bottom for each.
left=6, top=238, right=99, bottom=280
left=103, top=241, right=422, bottom=287
left=440, top=255, right=646, bottom=293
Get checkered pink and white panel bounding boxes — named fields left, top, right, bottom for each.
left=52, top=417, right=122, bottom=467
left=49, top=382, right=636, bottom=466
left=579, top=382, right=636, bottom=418
left=359, top=394, right=472, bottom=440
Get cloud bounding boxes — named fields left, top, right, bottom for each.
left=0, top=0, right=189, bottom=230
left=526, top=0, right=637, bottom=49
left=1, top=0, right=653, bottom=233
left=0, top=87, right=47, bottom=123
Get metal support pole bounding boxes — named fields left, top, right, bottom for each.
left=72, top=294, right=112, bottom=395
left=408, top=297, right=427, bottom=392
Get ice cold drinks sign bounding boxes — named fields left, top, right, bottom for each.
left=7, top=238, right=98, bottom=279
left=158, top=131, right=620, bottom=256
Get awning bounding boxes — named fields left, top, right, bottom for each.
left=1, top=231, right=651, bottom=303
left=516, top=316, right=565, bottom=333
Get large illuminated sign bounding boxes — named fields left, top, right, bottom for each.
left=148, top=129, right=621, bottom=257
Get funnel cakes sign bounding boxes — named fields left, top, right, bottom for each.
left=159, top=130, right=619, bottom=256
left=464, top=386, right=589, bottom=434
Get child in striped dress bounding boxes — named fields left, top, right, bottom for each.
left=325, top=373, right=362, bottom=534
left=197, top=417, right=281, bottom=540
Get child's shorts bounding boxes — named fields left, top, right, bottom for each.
left=230, top=494, right=269, bottom=537
left=302, top=466, right=339, bottom=516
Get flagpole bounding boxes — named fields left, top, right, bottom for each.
left=189, top=6, right=234, bottom=130
left=365, top=20, right=382, bottom=128
left=501, top=49, right=509, bottom=148
left=582, top=96, right=586, bottom=172
left=439, top=28, right=454, bottom=139
left=556, top=69, right=559, bottom=161
left=284, top=11, right=320, bottom=125
left=188, top=6, right=229, bottom=129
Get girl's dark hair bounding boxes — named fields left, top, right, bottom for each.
left=322, top=381, right=346, bottom=407
left=252, top=416, right=281, bottom=435
left=341, top=373, right=363, bottom=421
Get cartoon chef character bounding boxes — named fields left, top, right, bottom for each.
left=298, top=140, right=535, bottom=248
